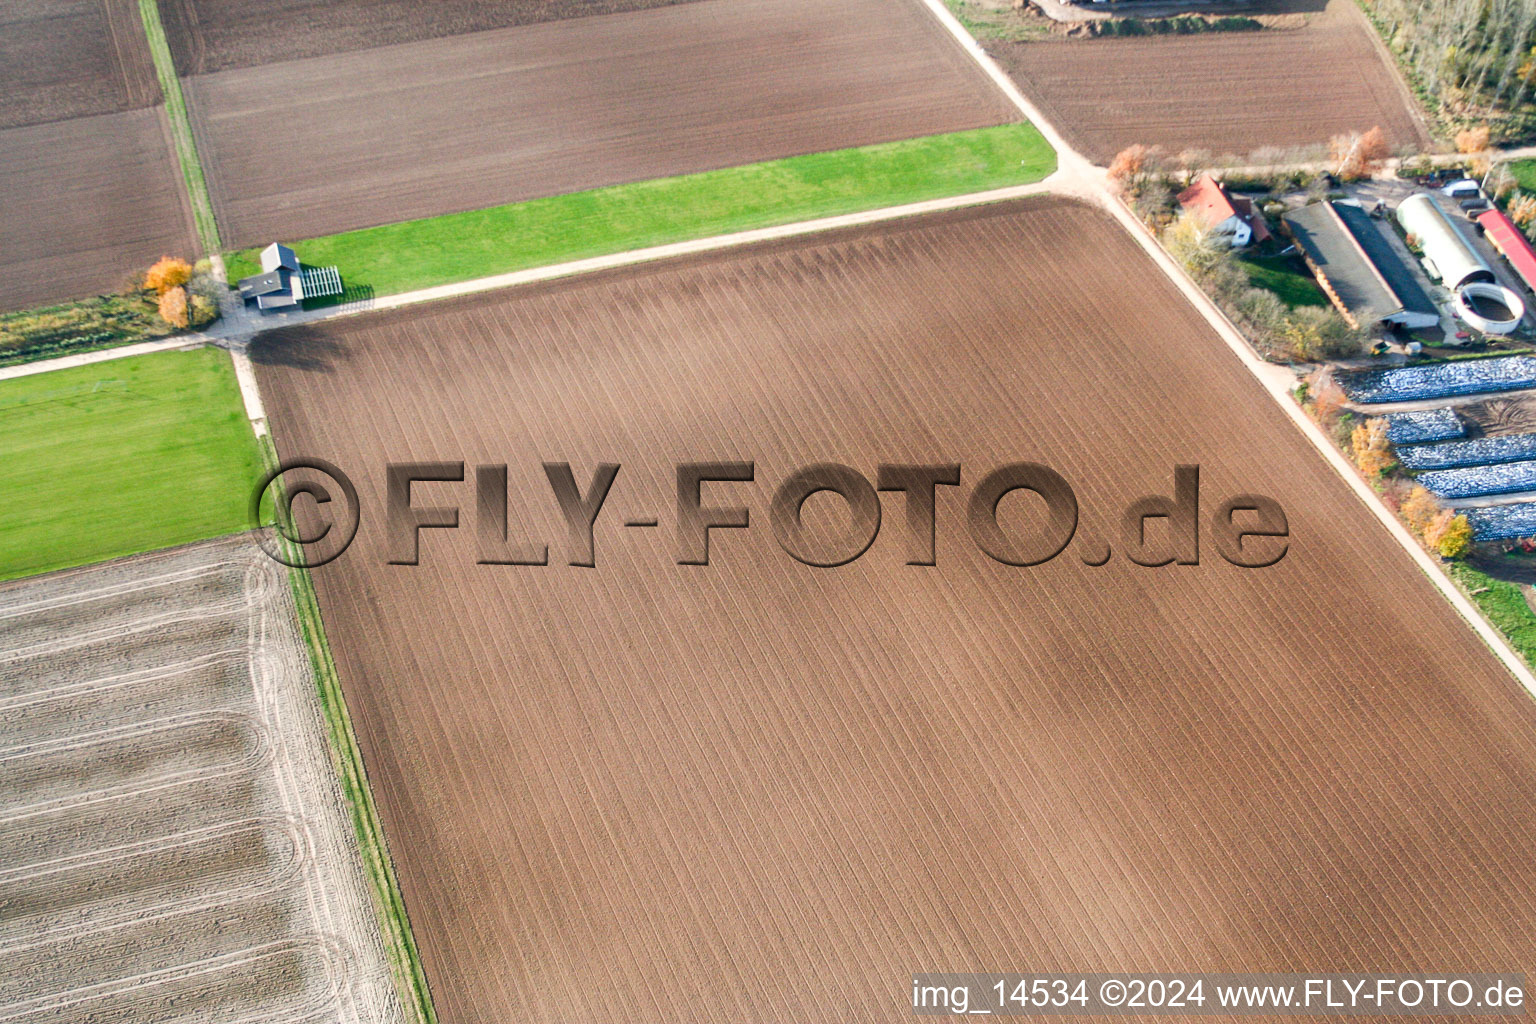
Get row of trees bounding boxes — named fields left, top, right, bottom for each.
left=1361, top=0, right=1536, bottom=138
left=1305, top=379, right=1474, bottom=558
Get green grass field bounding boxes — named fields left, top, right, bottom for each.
left=0, top=348, right=262, bottom=581
left=1448, top=560, right=1536, bottom=669
left=1510, top=159, right=1536, bottom=193
left=1240, top=254, right=1328, bottom=309
left=225, top=124, right=1055, bottom=298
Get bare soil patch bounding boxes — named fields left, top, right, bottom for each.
left=0, top=0, right=160, bottom=130
left=254, top=197, right=1536, bottom=1023
left=156, top=0, right=709, bottom=75
left=0, top=109, right=198, bottom=312
left=990, top=0, right=1429, bottom=162
left=0, top=538, right=404, bottom=1024
left=186, top=0, right=1018, bottom=249
left=1459, top=393, right=1536, bottom=437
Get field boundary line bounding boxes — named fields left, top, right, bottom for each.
left=135, top=0, right=221, bottom=253
left=250, top=181, right=1056, bottom=329
left=910, top=0, right=1089, bottom=174
left=254, top=434, right=438, bottom=1024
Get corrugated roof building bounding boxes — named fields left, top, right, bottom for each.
left=1397, top=192, right=1494, bottom=290
left=1283, top=201, right=1439, bottom=330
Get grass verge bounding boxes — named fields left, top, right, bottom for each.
left=1, top=291, right=178, bottom=367
left=1240, top=254, right=1328, bottom=309
left=256, top=435, right=438, bottom=1024
left=1510, top=158, right=1536, bottom=194
left=1446, top=560, right=1536, bottom=668
left=137, top=0, right=221, bottom=252
left=943, top=0, right=1050, bottom=41
left=0, top=347, right=261, bottom=581
left=225, top=123, right=1055, bottom=296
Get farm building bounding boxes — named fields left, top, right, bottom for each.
left=1176, top=173, right=1270, bottom=248
left=236, top=243, right=342, bottom=315
left=1283, top=201, right=1439, bottom=331
left=1476, top=208, right=1536, bottom=295
left=1397, top=193, right=1494, bottom=290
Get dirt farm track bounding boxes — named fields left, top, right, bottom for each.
left=183, top=0, right=1019, bottom=248
left=990, top=0, right=1429, bottom=162
left=253, top=198, right=1536, bottom=1023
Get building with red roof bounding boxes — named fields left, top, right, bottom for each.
left=1176, top=173, right=1272, bottom=248
left=1477, top=208, right=1536, bottom=295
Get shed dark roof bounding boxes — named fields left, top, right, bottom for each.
left=1284, top=202, right=1434, bottom=322
left=1332, top=201, right=1436, bottom=318
left=238, top=268, right=288, bottom=299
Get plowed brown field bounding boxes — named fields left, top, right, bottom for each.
left=0, top=108, right=197, bottom=312
left=184, top=0, right=1019, bottom=249
left=253, top=198, right=1536, bottom=1024
left=989, top=0, right=1429, bottom=163
left=0, top=0, right=195, bottom=312
left=155, top=0, right=708, bottom=74
left=0, top=0, right=160, bottom=130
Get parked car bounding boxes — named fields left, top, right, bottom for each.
left=1443, top=179, right=1483, bottom=200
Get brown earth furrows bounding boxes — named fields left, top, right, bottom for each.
left=0, top=108, right=199, bottom=313
left=155, top=0, right=710, bottom=75
left=988, top=0, right=1429, bottom=163
left=0, top=0, right=161, bottom=130
left=184, top=0, right=1019, bottom=249
left=252, top=196, right=1536, bottom=1024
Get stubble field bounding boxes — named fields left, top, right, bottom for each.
left=182, top=0, right=1019, bottom=249
left=0, top=537, right=402, bottom=1024
left=253, top=197, right=1536, bottom=1023
left=988, top=0, right=1429, bottom=162
left=0, top=0, right=196, bottom=312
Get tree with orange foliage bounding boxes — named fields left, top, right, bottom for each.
left=1401, top=485, right=1442, bottom=536
left=1108, top=144, right=1158, bottom=194
left=1350, top=417, right=1394, bottom=478
left=1330, top=126, right=1390, bottom=180
left=158, top=285, right=189, bottom=328
left=1434, top=513, right=1473, bottom=559
left=1456, top=125, right=1491, bottom=155
left=1510, top=193, right=1536, bottom=230
left=144, top=257, right=192, bottom=296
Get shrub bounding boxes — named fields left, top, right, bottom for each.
left=158, top=286, right=189, bottom=329
left=1351, top=417, right=1395, bottom=478
left=189, top=294, right=218, bottom=328
left=144, top=257, right=192, bottom=296
left=1435, top=513, right=1474, bottom=559
left=1401, top=485, right=1441, bottom=535
left=1456, top=125, right=1491, bottom=155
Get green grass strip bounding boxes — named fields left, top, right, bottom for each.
left=136, top=0, right=221, bottom=252
left=256, top=438, right=437, bottom=1024
left=1446, top=560, right=1536, bottom=669
left=0, top=348, right=262, bottom=581
left=225, top=123, right=1055, bottom=296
